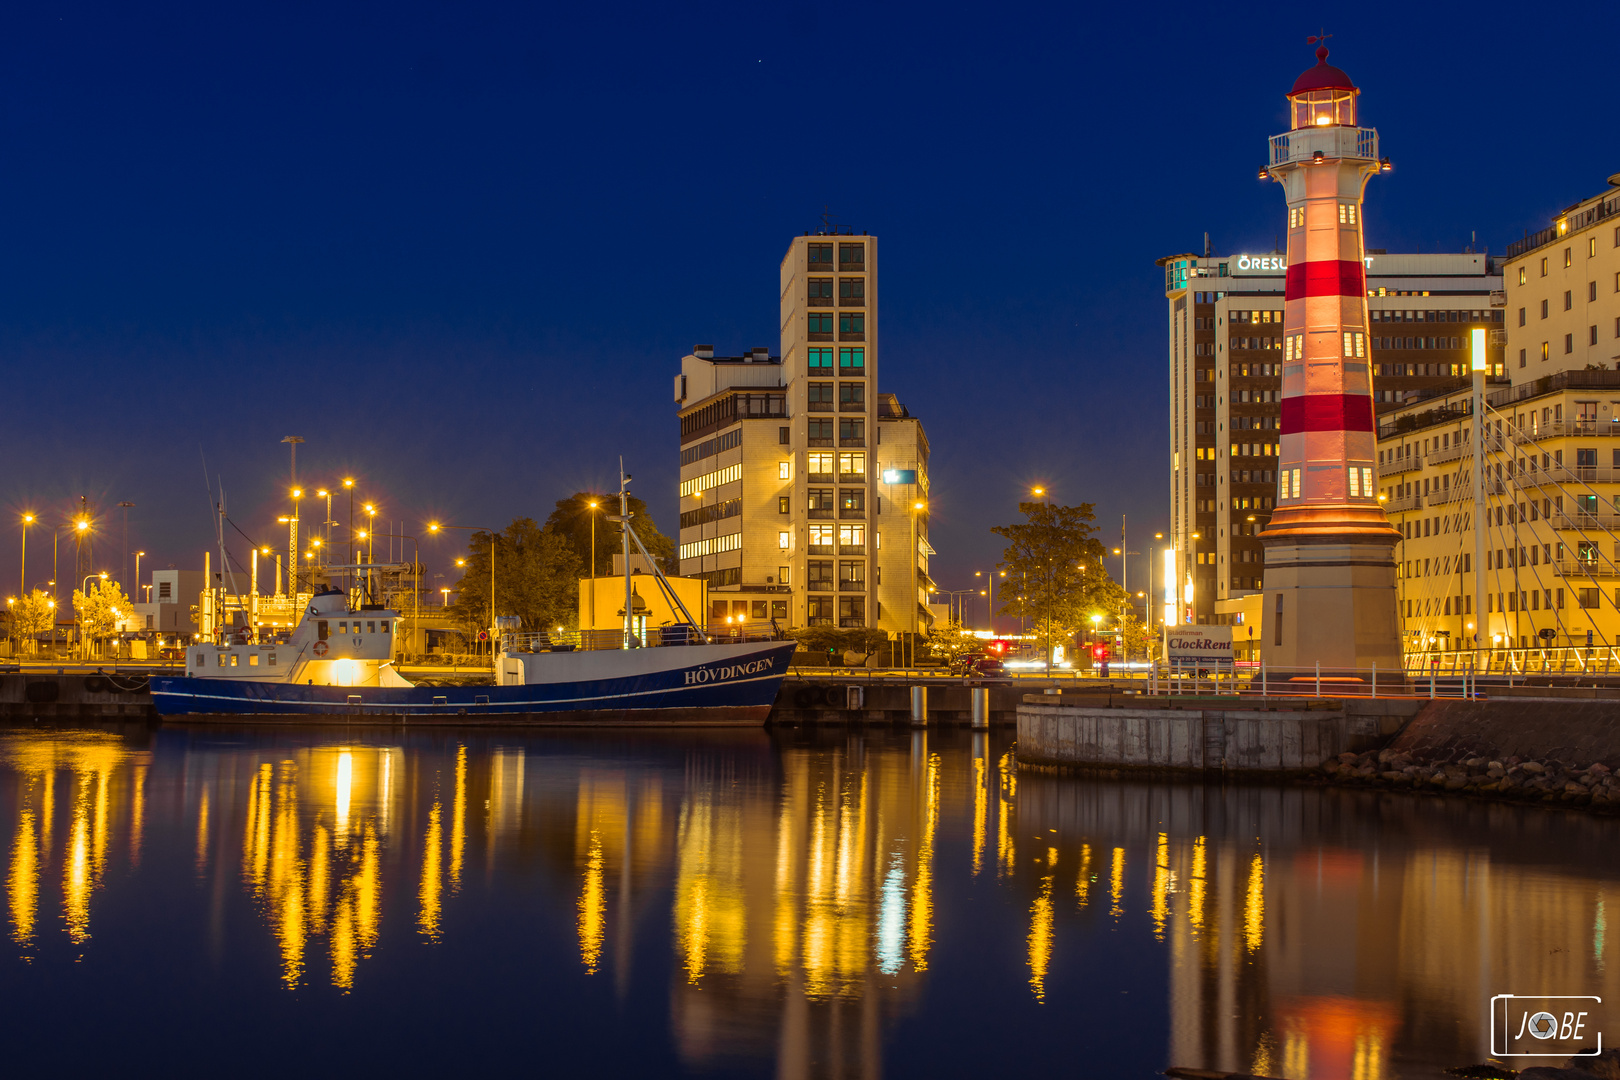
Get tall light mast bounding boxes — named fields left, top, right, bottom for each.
left=1257, top=40, right=1401, bottom=673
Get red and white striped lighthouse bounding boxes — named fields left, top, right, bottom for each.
left=1258, top=42, right=1402, bottom=672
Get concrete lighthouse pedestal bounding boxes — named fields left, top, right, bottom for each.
left=1260, top=508, right=1401, bottom=673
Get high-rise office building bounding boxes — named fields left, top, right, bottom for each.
left=1160, top=250, right=1503, bottom=627
left=675, top=233, right=931, bottom=636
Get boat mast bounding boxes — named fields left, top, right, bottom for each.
left=620, top=459, right=634, bottom=649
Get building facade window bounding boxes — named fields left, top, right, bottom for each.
left=808, top=488, right=834, bottom=518
left=839, top=278, right=865, bottom=303
left=839, top=488, right=865, bottom=517
left=807, top=452, right=833, bottom=482
left=839, top=419, right=865, bottom=445
left=808, top=382, right=834, bottom=410
left=809, top=525, right=834, bottom=555
left=807, top=347, right=833, bottom=374
left=837, top=452, right=865, bottom=482
left=807, top=243, right=832, bottom=270
left=808, top=418, right=833, bottom=445
left=807, top=278, right=833, bottom=304
left=807, top=596, right=833, bottom=625
left=838, top=347, right=865, bottom=375
left=839, top=382, right=865, bottom=411
left=808, top=312, right=834, bottom=337
left=838, top=524, right=865, bottom=554
left=838, top=243, right=864, bottom=270
left=837, top=596, right=865, bottom=627
left=839, top=312, right=865, bottom=338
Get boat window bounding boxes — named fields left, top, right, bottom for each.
left=380, top=622, right=389, bottom=633
left=367, top=621, right=375, bottom=634
left=318, top=621, right=329, bottom=640
left=195, top=651, right=205, bottom=667
left=230, top=655, right=238, bottom=667
left=268, top=653, right=277, bottom=666
left=217, top=654, right=227, bottom=668
left=338, top=621, right=348, bottom=634
left=248, top=654, right=259, bottom=666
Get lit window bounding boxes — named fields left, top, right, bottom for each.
left=778, top=460, right=791, bottom=480
left=778, top=532, right=790, bottom=549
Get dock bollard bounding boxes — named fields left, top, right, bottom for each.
left=910, top=685, right=929, bottom=727
left=970, top=687, right=989, bottom=730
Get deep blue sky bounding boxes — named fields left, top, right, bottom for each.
left=0, top=2, right=1609, bottom=602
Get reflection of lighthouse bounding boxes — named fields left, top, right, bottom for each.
left=1259, top=41, right=1401, bottom=672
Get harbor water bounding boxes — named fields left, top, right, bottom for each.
left=1, top=722, right=1615, bottom=1078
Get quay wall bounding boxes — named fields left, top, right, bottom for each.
left=1016, top=697, right=1421, bottom=775
left=0, top=672, right=154, bottom=719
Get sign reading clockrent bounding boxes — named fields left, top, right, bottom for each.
left=1165, top=626, right=1234, bottom=664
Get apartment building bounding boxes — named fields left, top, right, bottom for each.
left=674, top=233, right=931, bottom=635
left=1382, top=175, right=1620, bottom=655
left=1160, top=249, right=1503, bottom=624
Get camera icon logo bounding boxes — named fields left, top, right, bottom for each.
left=1490, top=995, right=1603, bottom=1058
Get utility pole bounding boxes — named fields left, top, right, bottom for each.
left=283, top=437, right=303, bottom=600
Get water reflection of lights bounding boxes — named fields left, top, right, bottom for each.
left=1243, top=851, right=1265, bottom=953
left=418, top=800, right=443, bottom=943
left=1027, top=868, right=1054, bottom=1002
left=578, top=830, right=604, bottom=973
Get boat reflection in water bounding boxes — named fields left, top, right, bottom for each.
left=2, top=724, right=1619, bottom=1078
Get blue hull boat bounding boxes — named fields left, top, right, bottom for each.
left=151, top=639, right=797, bottom=726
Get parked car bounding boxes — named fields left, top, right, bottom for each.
left=954, top=655, right=1010, bottom=680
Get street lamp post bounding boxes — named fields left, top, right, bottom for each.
left=134, top=551, right=145, bottom=606
left=19, top=512, right=33, bottom=608
left=588, top=499, right=600, bottom=629
left=289, top=488, right=302, bottom=601
left=365, top=503, right=377, bottom=600
left=429, top=522, right=497, bottom=660
left=910, top=500, right=925, bottom=668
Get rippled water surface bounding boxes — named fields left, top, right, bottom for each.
left=1, top=722, right=1617, bottom=1078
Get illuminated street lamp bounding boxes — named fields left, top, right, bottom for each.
left=18, top=512, right=35, bottom=609
left=440, top=587, right=450, bottom=607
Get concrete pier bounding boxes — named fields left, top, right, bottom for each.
left=1016, top=694, right=1420, bottom=775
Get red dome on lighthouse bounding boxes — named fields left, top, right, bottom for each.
left=1290, top=45, right=1356, bottom=95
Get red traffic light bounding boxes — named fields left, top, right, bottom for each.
left=1091, top=643, right=1108, bottom=661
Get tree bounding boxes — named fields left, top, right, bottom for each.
left=926, top=625, right=983, bottom=667
left=992, top=501, right=1119, bottom=666
left=788, top=626, right=889, bottom=664
left=451, top=518, right=583, bottom=641
left=73, top=581, right=134, bottom=653
left=12, top=590, right=56, bottom=655
left=545, top=492, right=677, bottom=576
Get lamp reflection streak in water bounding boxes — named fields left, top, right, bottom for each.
left=334, top=751, right=352, bottom=846
left=419, top=800, right=442, bottom=943
left=1075, top=843, right=1093, bottom=907
left=1027, top=866, right=1054, bottom=1003
left=1243, top=852, right=1264, bottom=953
left=1150, top=832, right=1173, bottom=941
left=1109, top=847, right=1125, bottom=919
left=129, top=764, right=146, bottom=868
left=907, top=753, right=938, bottom=973
left=195, top=787, right=209, bottom=876
left=996, top=751, right=1016, bottom=878
left=1188, top=836, right=1207, bottom=935
left=9, top=800, right=37, bottom=953
left=578, top=830, right=604, bottom=973
left=971, top=753, right=986, bottom=876
left=449, top=745, right=467, bottom=891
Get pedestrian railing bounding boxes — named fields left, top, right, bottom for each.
left=1147, top=659, right=1479, bottom=699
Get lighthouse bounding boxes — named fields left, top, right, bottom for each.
left=1257, top=41, right=1402, bottom=673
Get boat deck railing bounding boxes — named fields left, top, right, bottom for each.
left=502, top=625, right=785, bottom=653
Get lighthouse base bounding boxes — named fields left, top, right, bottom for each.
left=1258, top=530, right=1402, bottom=675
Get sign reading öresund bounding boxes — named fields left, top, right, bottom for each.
left=1166, top=627, right=1234, bottom=664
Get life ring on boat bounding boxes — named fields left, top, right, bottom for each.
left=236, top=625, right=253, bottom=643
left=313, top=640, right=329, bottom=657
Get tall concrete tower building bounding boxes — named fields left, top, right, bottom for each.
left=1258, top=44, right=1402, bottom=671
